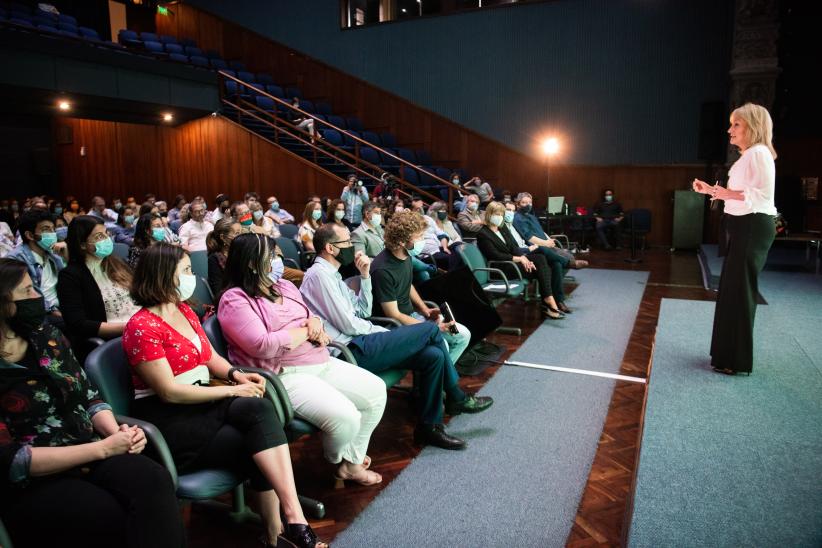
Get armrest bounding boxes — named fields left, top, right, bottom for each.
left=231, top=366, right=294, bottom=425
left=368, top=316, right=402, bottom=328
left=87, top=337, right=105, bottom=349
left=423, top=300, right=438, bottom=310
left=550, top=234, right=569, bottom=248
left=115, top=414, right=179, bottom=489
left=488, top=260, right=525, bottom=281
left=282, top=257, right=300, bottom=270
left=328, top=341, right=357, bottom=365
left=472, top=267, right=511, bottom=293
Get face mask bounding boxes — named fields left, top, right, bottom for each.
left=395, top=207, right=404, bottom=213
left=270, top=202, right=280, bottom=212
left=503, top=196, right=511, bottom=202
left=436, top=211, right=447, bottom=221
left=93, top=237, right=114, bottom=259
left=70, top=204, right=79, bottom=212
left=489, top=214, right=504, bottom=227
left=177, top=273, right=197, bottom=301
left=519, top=204, right=532, bottom=215
left=252, top=210, right=264, bottom=221
left=452, top=178, right=459, bottom=185
left=334, top=245, right=355, bottom=266
left=605, top=195, right=613, bottom=202
left=56, top=226, right=68, bottom=241
left=311, top=209, right=322, bottom=221
left=151, top=227, right=166, bottom=242
left=407, top=239, right=425, bottom=257
left=124, top=215, right=135, bottom=225
left=11, top=204, right=19, bottom=212
left=239, top=213, right=253, bottom=227
left=504, top=211, right=515, bottom=224
left=268, top=257, right=285, bottom=284
left=36, top=232, right=57, bottom=251
left=8, top=296, right=46, bottom=337
left=468, top=202, right=479, bottom=212
left=54, top=207, right=63, bottom=215
left=334, top=210, right=345, bottom=221
left=113, top=202, right=122, bottom=210
left=370, top=214, right=382, bottom=226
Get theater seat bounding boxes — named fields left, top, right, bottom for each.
left=278, top=223, right=299, bottom=240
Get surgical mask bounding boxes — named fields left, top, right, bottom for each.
left=407, top=239, right=425, bottom=257
left=36, top=232, right=57, bottom=251
left=93, top=237, right=114, bottom=259
left=370, top=214, right=382, bottom=226
left=177, top=273, right=196, bottom=301
left=334, top=245, right=355, bottom=266
left=468, top=202, right=479, bottom=212
left=311, top=210, right=322, bottom=221
left=113, top=202, right=122, bottom=210
left=489, top=214, right=504, bottom=227
left=54, top=207, right=63, bottom=215
left=268, top=257, right=285, bottom=283
left=519, top=204, right=533, bottom=215
left=436, top=211, right=447, bottom=221
left=605, top=195, right=613, bottom=202
left=270, top=202, right=280, bottom=212
left=334, top=210, right=345, bottom=221
left=239, top=213, right=253, bottom=227
left=252, top=210, right=264, bottom=221
left=452, top=178, right=459, bottom=185
left=151, top=227, right=166, bottom=242
left=504, top=211, right=515, bottom=224
left=124, top=215, right=135, bottom=225
left=8, top=296, right=46, bottom=337
left=395, top=207, right=404, bottom=213
left=56, top=226, right=68, bottom=241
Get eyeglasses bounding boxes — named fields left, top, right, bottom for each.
left=86, top=232, right=109, bottom=244
left=330, top=239, right=352, bottom=247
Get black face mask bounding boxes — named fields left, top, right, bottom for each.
left=519, top=204, right=533, bottom=215
left=437, top=211, right=448, bottom=221
left=335, top=245, right=355, bottom=267
left=8, top=296, right=46, bottom=338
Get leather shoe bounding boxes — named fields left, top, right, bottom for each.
left=414, top=424, right=467, bottom=450
left=445, top=394, right=494, bottom=416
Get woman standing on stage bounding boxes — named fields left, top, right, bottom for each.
left=692, top=103, right=777, bottom=375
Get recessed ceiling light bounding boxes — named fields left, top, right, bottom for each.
left=57, top=100, right=71, bottom=111
left=162, top=112, right=174, bottom=122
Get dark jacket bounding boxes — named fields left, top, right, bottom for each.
left=476, top=226, right=524, bottom=279
left=591, top=200, right=623, bottom=219
left=56, top=262, right=108, bottom=341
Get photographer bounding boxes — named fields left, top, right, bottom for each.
left=341, top=174, right=369, bottom=227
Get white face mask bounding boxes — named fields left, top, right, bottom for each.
left=268, top=257, right=285, bottom=283
left=370, top=214, right=382, bottom=226
left=489, top=214, right=504, bottom=227
left=177, top=273, right=197, bottom=301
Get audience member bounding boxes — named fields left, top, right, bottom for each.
left=301, top=224, right=492, bottom=449
left=0, top=221, right=14, bottom=257
left=206, top=193, right=231, bottom=224
left=56, top=215, right=138, bottom=354
left=428, top=201, right=464, bottom=270
left=351, top=202, right=384, bottom=257
left=456, top=194, right=485, bottom=234
left=7, top=208, right=66, bottom=317
left=328, top=199, right=348, bottom=228
left=155, top=200, right=168, bottom=218
left=463, top=176, right=494, bottom=206
left=89, top=196, right=118, bottom=225
left=206, top=217, right=242, bottom=297
left=287, top=97, right=317, bottom=142
left=477, top=202, right=567, bottom=318
left=178, top=200, right=214, bottom=252
left=124, top=244, right=326, bottom=548
left=129, top=213, right=168, bottom=270
left=341, top=175, right=369, bottom=227
left=250, top=199, right=280, bottom=238
left=370, top=211, right=472, bottom=365
left=0, top=258, right=184, bottom=548
left=298, top=201, right=323, bottom=253
left=218, top=234, right=386, bottom=488
left=592, top=188, right=624, bottom=250
left=110, top=206, right=137, bottom=246
left=504, top=201, right=539, bottom=253
left=168, top=194, right=186, bottom=224
left=265, top=196, right=295, bottom=224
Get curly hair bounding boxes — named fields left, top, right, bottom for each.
left=383, top=211, right=427, bottom=251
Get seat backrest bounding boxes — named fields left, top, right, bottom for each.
left=278, top=224, right=299, bottom=240
left=184, top=46, right=202, bottom=56
left=169, top=53, right=189, bottom=63
left=458, top=243, right=490, bottom=285
left=84, top=338, right=134, bottom=416
left=362, top=131, right=381, bottom=146
left=284, top=85, right=302, bottom=98
left=255, top=95, right=275, bottom=111
left=380, top=132, right=397, bottom=148
left=201, top=315, right=228, bottom=359
left=346, top=117, right=364, bottom=131
left=159, top=34, right=177, bottom=44
left=189, top=250, right=209, bottom=278
left=321, top=129, right=343, bottom=147
left=627, top=208, right=652, bottom=231
left=165, top=43, right=183, bottom=54
left=415, top=149, right=433, bottom=165
left=209, top=58, right=227, bottom=70
left=397, top=147, right=417, bottom=164
left=256, top=73, right=274, bottom=84
left=140, top=31, right=158, bottom=41
left=237, top=71, right=255, bottom=82
left=113, top=242, right=129, bottom=260
left=400, top=165, right=419, bottom=186
left=188, top=276, right=214, bottom=319
left=275, top=237, right=303, bottom=269
left=144, top=40, right=163, bottom=53
left=360, top=147, right=380, bottom=166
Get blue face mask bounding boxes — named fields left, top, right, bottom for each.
left=270, top=202, right=280, bottom=212
left=36, top=232, right=57, bottom=251
left=268, top=256, right=285, bottom=284
left=151, top=227, right=166, bottom=242
left=311, top=209, right=322, bottom=221
left=54, top=207, right=63, bottom=215
left=407, top=239, right=425, bottom=257
left=93, top=237, right=114, bottom=259
left=124, top=215, right=135, bottom=225
left=605, top=195, right=614, bottom=202
left=504, top=211, right=515, bottom=224
left=55, top=226, right=68, bottom=241
left=489, top=214, right=504, bottom=227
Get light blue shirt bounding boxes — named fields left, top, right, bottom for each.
left=341, top=186, right=369, bottom=225
left=300, top=257, right=387, bottom=346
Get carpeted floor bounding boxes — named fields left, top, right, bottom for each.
left=334, top=269, right=649, bottom=548
left=628, top=271, right=822, bottom=547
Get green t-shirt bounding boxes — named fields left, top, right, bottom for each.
left=370, top=249, right=414, bottom=316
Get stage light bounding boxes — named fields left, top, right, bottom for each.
left=57, top=100, right=71, bottom=111
left=162, top=112, right=174, bottom=122
left=541, top=137, right=559, bottom=156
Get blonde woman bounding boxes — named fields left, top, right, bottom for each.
left=692, top=103, right=777, bottom=375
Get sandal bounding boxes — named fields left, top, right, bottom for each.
left=334, top=464, right=382, bottom=489
left=712, top=367, right=736, bottom=376
left=557, top=302, right=573, bottom=314
left=283, top=523, right=327, bottom=548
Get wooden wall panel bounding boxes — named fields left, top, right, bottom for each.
left=55, top=116, right=342, bottom=216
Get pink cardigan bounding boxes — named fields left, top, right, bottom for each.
left=217, top=280, right=329, bottom=373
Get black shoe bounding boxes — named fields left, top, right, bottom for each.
left=557, top=302, right=573, bottom=314
left=281, top=523, right=325, bottom=548
left=414, top=424, right=467, bottom=450
left=540, top=304, right=565, bottom=320
left=445, top=394, right=494, bottom=416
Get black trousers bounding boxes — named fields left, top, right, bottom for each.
left=502, top=252, right=554, bottom=301
left=710, top=213, right=775, bottom=373
left=2, top=453, right=183, bottom=548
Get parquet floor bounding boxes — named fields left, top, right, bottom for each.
left=188, top=247, right=716, bottom=547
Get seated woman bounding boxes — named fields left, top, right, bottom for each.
left=420, top=201, right=464, bottom=272
left=206, top=217, right=242, bottom=297
left=475, top=201, right=567, bottom=319
left=249, top=200, right=280, bottom=238
left=298, top=201, right=323, bottom=253
left=56, top=216, right=140, bottom=358
left=0, top=258, right=183, bottom=548
left=218, top=234, right=386, bottom=488
left=123, top=244, right=326, bottom=548
left=128, top=213, right=168, bottom=270
left=109, top=206, right=137, bottom=246
left=327, top=199, right=349, bottom=229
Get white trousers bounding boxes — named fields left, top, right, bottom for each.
left=296, top=118, right=315, bottom=137
left=279, top=357, right=386, bottom=465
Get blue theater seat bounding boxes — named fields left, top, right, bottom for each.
left=346, top=117, right=364, bottom=131
left=255, top=95, right=276, bottom=111
left=78, top=27, right=100, bottom=40
left=228, top=60, right=246, bottom=70
left=169, top=53, right=188, bottom=63
left=210, top=58, right=228, bottom=70
left=380, top=133, right=397, bottom=148
left=189, top=55, right=209, bottom=67
left=256, top=73, right=275, bottom=85
left=165, top=43, right=184, bottom=54
left=118, top=29, right=140, bottom=46
left=396, top=148, right=417, bottom=164
left=327, top=115, right=346, bottom=129
left=237, top=71, right=256, bottom=82
left=315, top=102, right=332, bottom=115
left=143, top=41, right=165, bottom=55
left=284, top=86, right=302, bottom=99
left=266, top=84, right=285, bottom=98
left=159, top=34, right=177, bottom=44
left=362, top=131, right=381, bottom=146
left=360, top=147, right=381, bottom=167
left=185, top=46, right=203, bottom=57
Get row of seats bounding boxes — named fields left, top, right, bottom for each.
left=0, top=5, right=102, bottom=41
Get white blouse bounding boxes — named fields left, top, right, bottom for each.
left=87, top=258, right=140, bottom=323
left=725, top=144, right=777, bottom=217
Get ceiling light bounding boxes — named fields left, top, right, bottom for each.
left=162, top=112, right=174, bottom=122
left=57, top=100, right=71, bottom=111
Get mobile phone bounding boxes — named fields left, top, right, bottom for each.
left=440, top=302, right=459, bottom=335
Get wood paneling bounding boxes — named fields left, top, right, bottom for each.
left=154, top=3, right=707, bottom=245
left=55, top=116, right=342, bottom=214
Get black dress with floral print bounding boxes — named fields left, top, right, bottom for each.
left=0, top=324, right=108, bottom=491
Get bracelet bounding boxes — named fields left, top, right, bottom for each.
left=227, top=367, right=244, bottom=383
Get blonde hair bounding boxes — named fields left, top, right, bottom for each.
left=484, top=201, right=505, bottom=224
left=731, top=103, right=777, bottom=159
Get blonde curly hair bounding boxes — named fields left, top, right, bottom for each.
left=384, top=210, right=427, bottom=251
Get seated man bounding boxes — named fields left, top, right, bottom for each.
left=591, top=188, right=624, bottom=249
left=456, top=194, right=484, bottom=235
left=369, top=211, right=472, bottom=366
left=265, top=195, right=295, bottom=225
left=512, top=192, right=588, bottom=270
left=301, top=223, right=493, bottom=450
left=7, top=207, right=66, bottom=321
left=351, top=201, right=384, bottom=258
